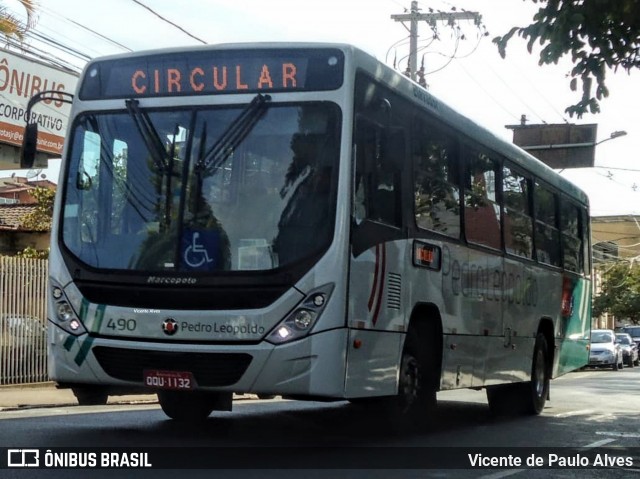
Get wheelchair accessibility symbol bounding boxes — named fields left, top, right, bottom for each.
left=184, top=232, right=214, bottom=268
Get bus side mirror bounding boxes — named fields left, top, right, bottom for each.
left=21, top=122, right=39, bottom=169
left=20, top=89, right=75, bottom=169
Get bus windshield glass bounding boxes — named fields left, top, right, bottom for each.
left=61, top=102, right=340, bottom=273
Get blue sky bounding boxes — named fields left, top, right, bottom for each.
left=4, top=0, right=640, bottom=218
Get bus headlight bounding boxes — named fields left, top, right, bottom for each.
left=50, top=280, right=87, bottom=335
left=266, top=284, right=333, bottom=345
left=57, top=302, right=75, bottom=322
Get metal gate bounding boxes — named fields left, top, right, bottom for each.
left=0, top=256, right=48, bottom=385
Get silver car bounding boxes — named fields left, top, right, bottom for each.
left=616, top=333, right=639, bottom=367
left=589, top=329, right=624, bottom=370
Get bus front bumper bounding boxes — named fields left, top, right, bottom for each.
left=48, top=325, right=349, bottom=399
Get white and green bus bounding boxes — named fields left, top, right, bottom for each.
left=22, top=43, right=591, bottom=423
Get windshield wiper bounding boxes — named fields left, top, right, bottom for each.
left=126, top=99, right=182, bottom=231
left=195, top=93, right=271, bottom=173
left=125, top=99, right=167, bottom=172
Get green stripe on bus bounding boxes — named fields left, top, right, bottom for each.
left=74, top=304, right=106, bottom=366
left=79, top=298, right=89, bottom=322
left=74, top=336, right=94, bottom=366
left=93, top=304, right=106, bottom=332
left=63, top=335, right=76, bottom=351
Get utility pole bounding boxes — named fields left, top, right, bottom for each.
left=391, top=1, right=482, bottom=83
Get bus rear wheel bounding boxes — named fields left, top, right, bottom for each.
left=157, top=390, right=230, bottom=421
left=487, top=333, right=549, bottom=416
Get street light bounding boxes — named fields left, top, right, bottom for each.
left=596, top=130, right=627, bottom=145
left=522, top=130, right=628, bottom=151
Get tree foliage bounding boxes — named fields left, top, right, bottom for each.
left=493, top=0, right=640, bottom=118
left=20, top=187, right=55, bottom=232
left=0, top=0, right=36, bottom=41
left=593, top=262, right=640, bottom=324
left=16, top=245, right=48, bottom=259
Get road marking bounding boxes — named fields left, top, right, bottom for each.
left=595, top=431, right=640, bottom=439
left=478, top=469, right=524, bottom=479
left=584, top=438, right=617, bottom=448
left=554, top=409, right=594, bottom=418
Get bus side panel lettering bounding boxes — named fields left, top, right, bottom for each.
left=441, top=245, right=538, bottom=307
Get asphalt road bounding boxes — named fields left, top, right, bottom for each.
left=1, top=365, right=640, bottom=478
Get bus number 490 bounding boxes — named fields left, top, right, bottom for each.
left=106, top=318, right=137, bottom=332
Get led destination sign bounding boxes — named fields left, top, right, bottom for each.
left=79, top=48, right=344, bottom=100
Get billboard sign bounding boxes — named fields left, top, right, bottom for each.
left=0, top=49, right=78, bottom=158
left=507, top=123, right=598, bottom=169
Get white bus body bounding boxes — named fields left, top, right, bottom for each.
left=31, top=43, right=590, bottom=422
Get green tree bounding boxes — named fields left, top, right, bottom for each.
left=0, top=0, right=36, bottom=40
left=494, top=0, right=640, bottom=117
left=593, top=262, right=640, bottom=323
left=20, top=186, right=55, bottom=232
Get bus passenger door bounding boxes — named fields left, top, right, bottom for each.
left=345, top=116, right=409, bottom=398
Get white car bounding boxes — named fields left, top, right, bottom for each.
left=589, top=329, right=624, bottom=370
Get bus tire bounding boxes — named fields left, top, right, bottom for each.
left=72, top=386, right=109, bottom=406
left=157, top=390, right=219, bottom=421
left=257, top=394, right=276, bottom=400
left=528, top=332, right=550, bottom=414
left=486, top=332, right=549, bottom=416
left=388, top=326, right=437, bottom=429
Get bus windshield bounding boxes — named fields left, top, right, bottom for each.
left=61, top=102, right=340, bottom=273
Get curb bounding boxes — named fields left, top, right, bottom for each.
left=0, top=385, right=261, bottom=412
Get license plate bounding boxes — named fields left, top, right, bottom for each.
left=143, top=369, right=195, bottom=390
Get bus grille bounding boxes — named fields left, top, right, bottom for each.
left=92, top=346, right=252, bottom=387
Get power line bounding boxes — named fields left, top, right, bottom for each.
left=26, top=30, right=92, bottom=62
left=130, top=0, right=207, bottom=45
left=35, top=4, right=132, bottom=53
left=391, top=1, right=481, bottom=81
left=594, top=166, right=640, bottom=173
left=3, top=38, right=81, bottom=73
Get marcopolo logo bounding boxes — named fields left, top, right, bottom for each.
left=162, top=318, right=178, bottom=336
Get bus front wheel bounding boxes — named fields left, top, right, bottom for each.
left=72, top=386, right=109, bottom=406
left=388, top=327, right=437, bottom=429
left=157, top=390, right=231, bottom=421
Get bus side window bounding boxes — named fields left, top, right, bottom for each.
left=413, top=122, right=460, bottom=238
left=533, top=182, right=561, bottom=266
left=580, top=208, right=590, bottom=274
left=560, top=199, right=581, bottom=272
left=464, top=149, right=501, bottom=249
left=502, top=166, right=533, bottom=258
left=354, top=119, right=402, bottom=227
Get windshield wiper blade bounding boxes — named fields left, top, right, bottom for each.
left=196, top=93, right=271, bottom=172
left=125, top=98, right=167, bottom=172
